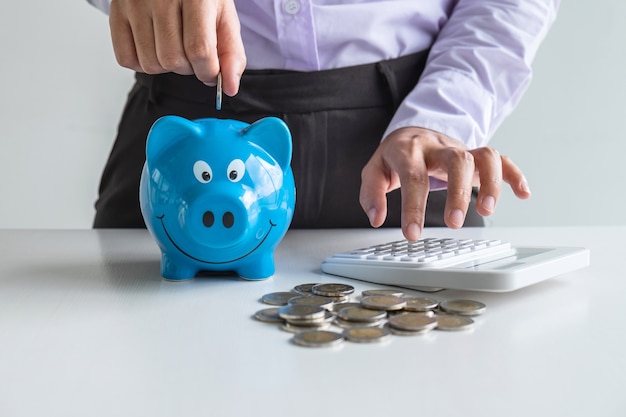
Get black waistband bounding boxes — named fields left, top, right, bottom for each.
left=135, top=50, right=429, bottom=114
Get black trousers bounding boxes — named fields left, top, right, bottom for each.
left=93, top=51, right=483, bottom=229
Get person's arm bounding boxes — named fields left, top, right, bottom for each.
left=387, top=0, right=559, bottom=148
left=361, top=0, right=558, bottom=240
left=86, top=0, right=246, bottom=96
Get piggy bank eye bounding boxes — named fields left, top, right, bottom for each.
left=193, top=160, right=213, bottom=183
left=227, top=159, right=245, bottom=183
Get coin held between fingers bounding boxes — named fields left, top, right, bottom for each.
left=216, top=72, right=222, bottom=110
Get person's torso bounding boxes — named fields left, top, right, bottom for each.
left=235, top=0, right=455, bottom=70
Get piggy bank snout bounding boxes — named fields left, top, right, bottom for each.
left=186, top=194, right=252, bottom=247
left=202, top=209, right=236, bottom=229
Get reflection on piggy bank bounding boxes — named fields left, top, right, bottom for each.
left=139, top=116, right=296, bottom=281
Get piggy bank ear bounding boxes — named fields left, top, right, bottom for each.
left=146, top=115, right=202, bottom=161
left=241, top=117, right=292, bottom=170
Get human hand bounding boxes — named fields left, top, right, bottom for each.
left=359, top=127, right=531, bottom=241
left=109, top=0, right=246, bottom=96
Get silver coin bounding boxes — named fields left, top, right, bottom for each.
left=388, top=312, right=437, bottom=332
left=253, top=307, right=284, bottom=323
left=388, top=308, right=434, bottom=318
left=362, top=289, right=405, bottom=297
left=440, top=299, right=486, bottom=316
left=326, top=294, right=351, bottom=303
left=337, top=306, right=387, bottom=323
left=281, top=321, right=332, bottom=333
left=334, top=318, right=385, bottom=329
left=286, top=310, right=334, bottom=325
left=389, top=326, right=433, bottom=336
left=331, top=302, right=362, bottom=314
left=312, top=283, right=355, bottom=297
left=293, top=283, right=319, bottom=295
left=216, top=72, right=223, bottom=110
left=261, top=291, right=299, bottom=306
left=288, top=295, right=334, bottom=310
left=403, top=297, right=440, bottom=312
left=361, top=295, right=407, bottom=311
left=343, top=326, right=391, bottom=343
left=292, top=330, right=344, bottom=348
left=278, top=304, right=326, bottom=321
left=436, top=314, right=475, bottom=331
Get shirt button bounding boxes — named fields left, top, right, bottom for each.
left=283, top=0, right=301, bottom=15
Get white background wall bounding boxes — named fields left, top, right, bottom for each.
left=0, top=1, right=624, bottom=229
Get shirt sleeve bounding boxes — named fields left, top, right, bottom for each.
left=86, top=0, right=110, bottom=14
left=384, top=0, right=560, bottom=149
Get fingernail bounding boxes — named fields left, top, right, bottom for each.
left=521, top=179, right=531, bottom=194
left=367, top=208, right=377, bottom=225
left=483, top=195, right=496, bottom=213
left=203, top=81, right=217, bottom=87
left=406, top=223, right=420, bottom=241
left=449, top=209, right=464, bottom=228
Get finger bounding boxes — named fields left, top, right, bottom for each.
left=471, top=147, right=503, bottom=217
left=501, top=155, right=532, bottom=199
left=440, top=148, right=475, bottom=229
left=109, top=3, right=142, bottom=72
left=152, top=1, right=193, bottom=74
left=216, top=0, right=246, bottom=96
left=125, top=5, right=165, bottom=74
left=359, top=158, right=391, bottom=229
left=182, top=0, right=220, bottom=84
left=398, top=163, right=430, bottom=241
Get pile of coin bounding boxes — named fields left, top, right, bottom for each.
left=253, top=283, right=487, bottom=348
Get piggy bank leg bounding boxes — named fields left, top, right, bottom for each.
left=160, top=254, right=197, bottom=281
left=237, top=254, right=275, bottom=280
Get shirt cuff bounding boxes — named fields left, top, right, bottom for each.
left=86, top=0, right=110, bottom=14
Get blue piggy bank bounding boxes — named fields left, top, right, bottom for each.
left=139, top=116, right=296, bottom=281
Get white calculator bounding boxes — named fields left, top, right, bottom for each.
left=321, top=237, right=590, bottom=292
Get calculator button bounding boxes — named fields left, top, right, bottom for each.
left=455, top=247, right=472, bottom=255
left=383, top=255, right=405, bottom=261
left=417, top=255, right=439, bottom=263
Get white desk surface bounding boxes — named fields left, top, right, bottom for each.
left=0, top=227, right=623, bottom=417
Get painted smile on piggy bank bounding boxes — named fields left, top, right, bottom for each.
left=140, top=116, right=296, bottom=281
left=156, top=214, right=276, bottom=265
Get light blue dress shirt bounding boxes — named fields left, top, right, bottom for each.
left=87, top=0, right=559, bottom=149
